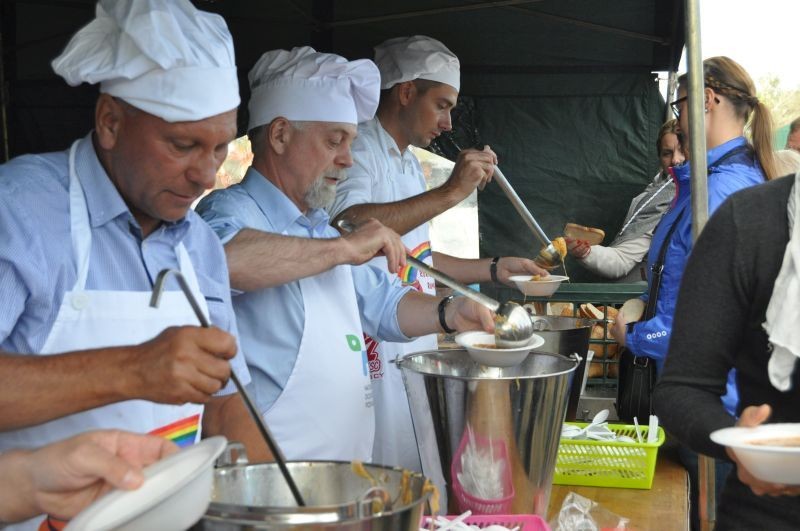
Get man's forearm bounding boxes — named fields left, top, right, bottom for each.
left=333, top=187, right=459, bottom=236
left=203, top=393, right=274, bottom=462
left=432, top=251, right=491, bottom=285
left=0, top=349, right=134, bottom=431
left=395, top=291, right=442, bottom=338
left=0, top=449, right=39, bottom=523
left=225, top=229, right=348, bottom=291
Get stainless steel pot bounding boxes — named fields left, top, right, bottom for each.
left=194, top=446, right=431, bottom=530
left=398, top=349, right=578, bottom=516
left=528, top=315, right=593, bottom=420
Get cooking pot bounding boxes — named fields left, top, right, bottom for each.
left=193, top=444, right=431, bottom=530
left=529, top=315, right=593, bottom=420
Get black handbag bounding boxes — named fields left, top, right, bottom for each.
left=616, top=209, right=684, bottom=423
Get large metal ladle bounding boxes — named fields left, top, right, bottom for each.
left=491, top=165, right=562, bottom=270
left=448, top=139, right=562, bottom=270
left=337, top=221, right=533, bottom=348
left=150, top=268, right=306, bottom=507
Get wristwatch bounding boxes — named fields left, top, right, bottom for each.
left=489, top=256, right=501, bottom=284
left=438, top=295, right=457, bottom=334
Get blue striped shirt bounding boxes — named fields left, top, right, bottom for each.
left=196, top=168, right=411, bottom=411
left=0, top=134, right=250, bottom=392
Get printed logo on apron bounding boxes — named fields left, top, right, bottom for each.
left=396, top=241, right=434, bottom=293
left=149, top=413, right=202, bottom=448
left=365, top=334, right=383, bottom=380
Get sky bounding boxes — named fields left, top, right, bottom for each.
left=680, top=0, right=800, bottom=88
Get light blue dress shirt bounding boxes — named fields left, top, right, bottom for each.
left=196, top=168, right=412, bottom=412
left=0, top=134, right=250, bottom=392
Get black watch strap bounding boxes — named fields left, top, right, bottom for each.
left=490, top=256, right=501, bottom=284
left=438, top=295, right=457, bottom=334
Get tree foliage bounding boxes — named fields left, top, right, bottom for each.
left=757, top=75, right=800, bottom=128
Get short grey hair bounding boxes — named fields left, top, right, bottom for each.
left=247, top=119, right=310, bottom=146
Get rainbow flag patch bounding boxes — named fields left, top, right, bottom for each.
left=149, top=413, right=200, bottom=448
left=398, top=241, right=432, bottom=285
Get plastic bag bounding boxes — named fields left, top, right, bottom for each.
left=550, top=492, right=629, bottom=531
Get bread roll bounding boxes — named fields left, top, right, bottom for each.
left=564, top=223, right=605, bottom=246
left=546, top=302, right=574, bottom=317
left=621, top=298, right=645, bottom=322
left=579, top=303, right=604, bottom=320
left=597, top=305, right=619, bottom=321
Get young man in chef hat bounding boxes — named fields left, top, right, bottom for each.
left=197, top=46, right=495, bottom=463
left=327, top=35, right=548, bottom=472
left=0, top=2, right=269, bottom=527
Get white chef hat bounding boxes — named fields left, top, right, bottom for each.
left=247, top=46, right=380, bottom=131
left=51, top=0, right=239, bottom=123
left=374, top=35, right=460, bottom=91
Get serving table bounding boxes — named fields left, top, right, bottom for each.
left=548, top=444, right=690, bottom=530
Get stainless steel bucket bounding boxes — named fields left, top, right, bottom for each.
left=195, top=447, right=430, bottom=530
left=397, top=349, right=577, bottom=516
left=529, top=316, right=593, bottom=420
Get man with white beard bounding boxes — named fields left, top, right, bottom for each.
left=196, top=47, right=495, bottom=462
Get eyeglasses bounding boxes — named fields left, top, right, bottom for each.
left=670, top=96, right=688, bottom=117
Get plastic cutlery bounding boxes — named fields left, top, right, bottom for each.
left=647, top=415, right=659, bottom=443
left=633, top=416, right=644, bottom=444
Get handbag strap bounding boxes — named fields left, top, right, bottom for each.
left=643, top=208, right=685, bottom=321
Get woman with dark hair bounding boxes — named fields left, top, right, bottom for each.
left=610, top=56, right=776, bottom=530
left=567, top=119, right=685, bottom=281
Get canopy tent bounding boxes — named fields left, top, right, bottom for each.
left=0, top=0, right=684, bottom=282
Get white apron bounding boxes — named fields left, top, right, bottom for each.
left=0, top=140, right=207, bottom=455
left=367, top=220, right=437, bottom=472
left=263, top=261, right=374, bottom=461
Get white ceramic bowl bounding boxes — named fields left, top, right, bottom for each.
left=455, top=331, right=545, bottom=367
left=65, top=436, right=228, bottom=531
left=710, top=424, right=800, bottom=484
left=510, top=275, right=569, bottom=297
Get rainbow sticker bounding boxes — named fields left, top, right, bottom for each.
left=398, top=241, right=432, bottom=285
left=149, top=413, right=200, bottom=448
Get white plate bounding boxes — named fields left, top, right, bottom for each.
left=455, top=331, right=545, bottom=367
left=66, top=436, right=228, bottom=531
left=510, top=275, right=569, bottom=297
left=710, top=424, right=800, bottom=484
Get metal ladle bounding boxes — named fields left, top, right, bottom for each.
left=337, top=220, right=533, bottom=348
left=490, top=165, right=562, bottom=270
left=448, top=139, right=562, bottom=270
left=150, top=268, right=306, bottom=507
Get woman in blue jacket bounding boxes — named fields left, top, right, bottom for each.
left=611, top=55, right=777, bottom=531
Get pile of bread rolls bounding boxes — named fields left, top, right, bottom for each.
left=522, top=299, right=646, bottom=380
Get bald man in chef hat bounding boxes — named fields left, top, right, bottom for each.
left=197, top=46, right=494, bottom=463
left=0, top=3, right=270, bottom=527
left=327, top=35, right=547, bottom=472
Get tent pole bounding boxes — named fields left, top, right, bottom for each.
left=686, top=1, right=708, bottom=241
left=685, top=0, right=716, bottom=529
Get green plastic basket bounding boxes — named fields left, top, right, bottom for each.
left=553, top=422, right=665, bottom=489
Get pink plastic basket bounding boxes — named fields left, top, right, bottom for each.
left=450, top=430, right=515, bottom=515
left=423, top=514, right=551, bottom=531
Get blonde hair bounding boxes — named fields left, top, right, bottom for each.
left=679, top=56, right=777, bottom=180
left=656, top=118, right=683, bottom=155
